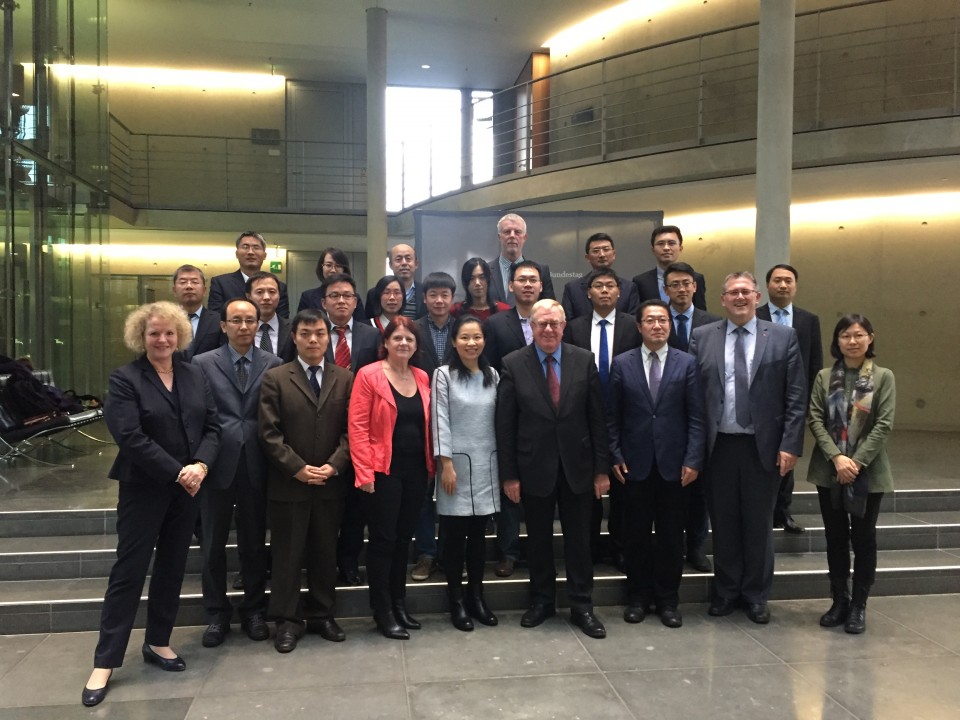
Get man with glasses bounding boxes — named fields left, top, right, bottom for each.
left=193, top=298, right=283, bottom=648
left=209, top=231, right=290, bottom=318
left=561, top=233, right=640, bottom=320
left=488, top=213, right=556, bottom=306
left=497, top=299, right=610, bottom=639
left=688, top=272, right=805, bottom=625
left=246, top=272, right=294, bottom=362
left=634, top=226, right=707, bottom=311
left=173, top=264, right=223, bottom=359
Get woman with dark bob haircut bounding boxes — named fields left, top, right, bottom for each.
left=348, top=315, right=434, bottom=639
left=450, top=257, right=510, bottom=322
left=806, top=314, right=895, bottom=635
left=297, top=247, right=367, bottom=322
left=369, top=275, right=406, bottom=335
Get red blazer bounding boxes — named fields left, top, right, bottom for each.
left=348, top=361, right=435, bottom=487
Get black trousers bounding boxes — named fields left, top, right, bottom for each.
left=774, top=469, right=797, bottom=522
left=706, top=434, right=780, bottom=605
left=684, top=475, right=710, bottom=553
left=200, top=458, right=268, bottom=623
left=366, top=466, right=428, bottom=614
left=268, top=492, right=345, bottom=624
left=94, top=480, right=197, bottom=668
left=522, top=470, right=594, bottom=614
left=622, top=469, right=686, bottom=608
left=591, top=476, right=624, bottom=561
left=439, top=514, right=490, bottom=589
left=817, top=487, right=884, bottom=589
left=336, top=471, right=367, bottom=575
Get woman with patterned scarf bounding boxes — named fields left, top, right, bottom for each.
left=806, top=314, right=895, bottom=634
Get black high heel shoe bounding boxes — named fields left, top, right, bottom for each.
left=375, top=611, right=409, bottom=640
left=142, top=642, right=186, bottom=672
left=81, top=669, right=112, bottom=707
left=392, top=600, right=421, bottom=630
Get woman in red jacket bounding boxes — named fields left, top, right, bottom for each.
left=348, top=316, right=434, bottom=639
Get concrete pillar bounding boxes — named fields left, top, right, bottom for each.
left=460, top=88, right=473, bottom=190
left=366, top=7, right=388, bottom=284
left=754, top=0, right=795, bottom=288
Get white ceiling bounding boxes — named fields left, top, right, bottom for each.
left=109, top=0, right=622, bottom=89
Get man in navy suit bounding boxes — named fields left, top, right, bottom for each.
left=209, top=231, right=290, bottom=318
left=193, top=299, right=283, bottom=647
left=608, top=300, right=706, bottom=628
left=173, top=265, right=223, bottom=359
left=488, top=213, right=555, bottom=305
left=757, top=264, right=822, bottom=535
left=561, top=233, right=640, bottom=321
left=633, top=226, right=707, bottom=311
left=688, top=271, right=806, bottom=624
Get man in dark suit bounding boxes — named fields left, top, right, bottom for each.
left=209, top=231, right=290, bottom=318
left=633, top=225, right=707, bottom=311
left=608, top=300, right=706, bottom=628
left=246, top=271, right=295, bottom=362
left=663, top=261, right=721, bottom=573
left=172, top=265, right=223, bottom=359
left=320, top=273, right=381, bottom=586
left=497, top=299, right=611, bottom=639
left=757, top=263, right=822, bottom=535
left=688, top=271, right=806, bottom=624
left=481, top=259, right=544, bottom=577
left=562, top=267, right=641, bottom=569
left=364, top=243, right=426, bottom=319
left=561, top=233, right=640, bottom=321
left=488, top=213, right=555, bottom=305
left=193, top=299, right=283, bottom=648
left=259, top=308, right=354, bottom=653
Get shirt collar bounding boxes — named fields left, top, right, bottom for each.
left=592, top=309, right=616, bottom=324
left=297, top=356, right=324, bottom=373
left=772, top=302, right=793, bottom=316
left=534, top=344, right=562, bottom=366
left=642, top=343, right=668, bottom=362
left=226, top=344, right=255, bottom=364
left=727, top=316, right=759, bottom=335
left=671, top=304, right=694, bottom=319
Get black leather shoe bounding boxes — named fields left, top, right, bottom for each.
left=313, top=617, right=346, bottom=642
left=392, top=601, right=421, bottom=630
left=570, top=611, right=606, bottom=639
left=464, top=586, right=498, bottom=626
left=449, top=596, right=474, bottom=632
left=623, top=605, right=646, bottom=624
left=708, top=597, right=738, bottom=617
left=232, top=573, right=244, bottom=590
left=142, top=643, right=186, bottom=671
left=241, top=613, right=270, bottom=641
left=659, top=607, right=683, bottom=628
left=779, top=513, right=805, bottom=534
left=745, top=603, right=771, bottom=624
left=375, top=612, right=409, bottom=640
left=520, top=603, right=556, bottom=628
left=844, top=604, right=866, bottom=634
left=338, top=569, right=362, bottom=586
left=820, top=593, right=851, bottom=628
left=274, top=629, right=300, bottom=653
left=81, top=670, right=112, bottom=707
left=202, top=622, right=230, bottom=647
left=686, top=548, right=713, bottom=573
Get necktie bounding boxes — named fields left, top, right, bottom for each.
left=308, top=365, right=321, bottom=397
left=774, top=308, right=789, bottom=326
left=598, top=319, right=610, bottom=394
left=674, top=313, right=688, bottom=352
left=236, top=356, right=248, bottom=391
left=188, top=312, right=199, bottom=337
left=334, top=326, right=351, bottom=369
left=648, top=350, right=661, bottom=402
left=259, top=324, right=273, bottom=354
left=734, top=326, right=751, bottom=427
left=545, top=355, right=560, bottom=408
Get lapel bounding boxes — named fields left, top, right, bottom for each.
left=215, top=346, right=242, bottom=393
left=507, top=311, right=527, bottom=348
left=288, top=361, right=320, bottom=407
left=711, top=322, right=727, bottom=389
left=523, top=345, right=556, bottom=414
left=752, top=321, right=771, bottom=384
left=248, top=347, right=271, bottom=388
left=611, top=313, right=633, bottom=354
left=658, top=348, right=682, bottom=403
left=315, top=363, right=339, bottom=410
left=137, top=356, right=176, bottom=410
left=557, top=344, right=576, bottom=411
left=627, top=348, right=655, bottom=407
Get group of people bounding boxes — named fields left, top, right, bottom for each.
left=82, top=218, right=895, bottom=709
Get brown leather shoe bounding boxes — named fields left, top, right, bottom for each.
left=494, top=557, right=515, bottom=577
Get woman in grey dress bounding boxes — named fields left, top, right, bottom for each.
left=431, top=315, right=500, bottom=631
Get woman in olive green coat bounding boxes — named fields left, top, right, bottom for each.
left=807, top=314, right=895, bottom=635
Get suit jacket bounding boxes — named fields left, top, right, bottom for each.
left=607, top=347, right=706, bottom=483
left=496, top=343, right=609, bottom=497
left=298, top=286, right=367, bottom=323
left=482, top=308, right=529, bottom=372
left=634, top=268, right=707, bottom=311
left=757, top=303, right=822, bottom=397
left=192, top=345, right=283, bottom=490
left=667, top=307, right=722, bottom=351
left=412, top=316, right=455, bottom=377
left=209, top=269, right=290, bottom=318
left=182, top=306, right=224, bottom=360
left=258, top=360, right=353, bottom=502
left=562, top=311, right=642, bottom=361
left=266, top=315, right=296, bottom=363
left=487, top=257, right=556, bottom=304
left=560, top=275, right=640, bottom=321
left=323, top=320, right=381, bottom=373
left=105, top=355, right=220, bottom=485
left=688, top=319, right=806, bottom=471
left=365, top=283, right=426, bottom=319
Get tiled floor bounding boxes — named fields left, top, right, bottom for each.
left=0, top=595, right=958, bottom=719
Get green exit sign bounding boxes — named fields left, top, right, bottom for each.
left=269, top=261, right=283, bottom=273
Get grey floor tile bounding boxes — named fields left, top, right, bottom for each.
left=409, top=673, right=634, bottom=720
left=870, top=594, right=960, bottom=654
left=607, top=664, right=856, bottom=720
left=790, top=655, right=960, bottom=720
left=0, top=634, right=44, bottom=679
left=728, top=598, right=953, bottom=664
left=402, top=611, right=597, bottom=684
left=0, top=698, right=192, bottom=720
left=584, top=606, right=782, bottom=672
left=188, top=684, right=407, bottom=720
left=198, top=619, right=404, bottom=695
